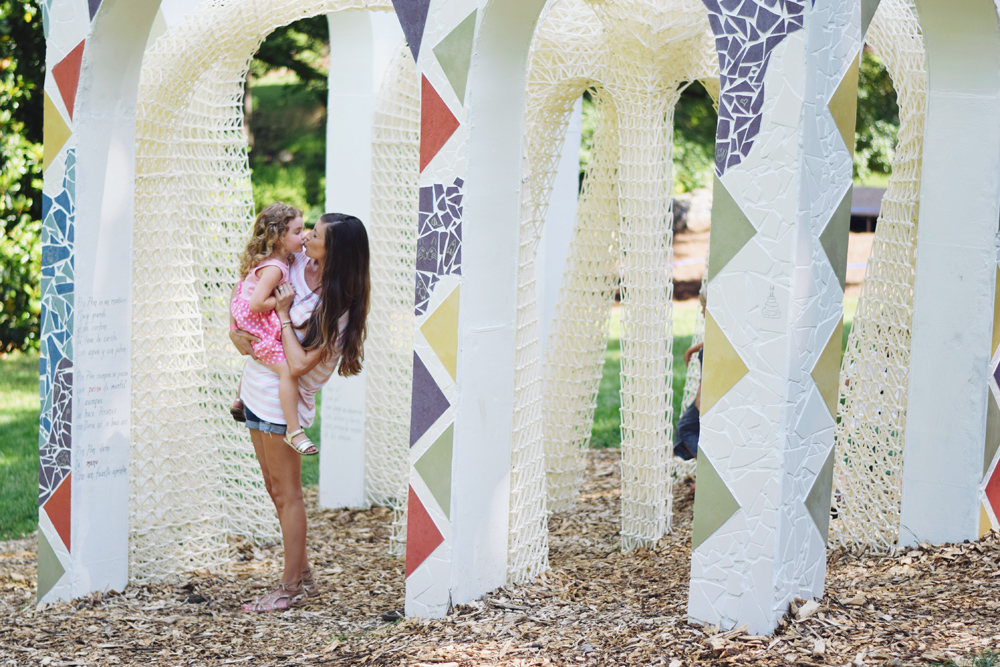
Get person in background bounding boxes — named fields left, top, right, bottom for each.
left=674, top=290, right=706, bottom=461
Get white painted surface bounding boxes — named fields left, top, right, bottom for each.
left=319, top=12, right=403, bottom=508
left=69, top=0, right=160, bottom=600
left=447, top=0, right=546, bottom=607
left=900, top=0, right=1000, bottom=546
left=536, top=98, right=582, bottom=363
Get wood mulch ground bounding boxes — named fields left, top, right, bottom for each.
left=1, top=449, right=998, bottom=666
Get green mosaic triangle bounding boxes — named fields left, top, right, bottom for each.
left=414, top=424, right=454, bottom=519
left=691, top=449, right=741, bottom=550
left=805, top=448, right=836, bottom=545
left=707, top=176, right=757, bottom=281
left=862, top=0, right=882, bottom=38
left=432, top=10, right=477, bottom=105
left=820, top=186, right=852, bottom=290
left=37, top=530, right=65, bottom=601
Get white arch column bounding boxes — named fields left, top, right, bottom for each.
left=899, top=0, right=1000, bottom=546
left=319, top=10, right=404, bottom=510
left=688, top=0, right=860, bottom=634
left=399, top=0, right=546, bottom=617
left=37, top=0, right=161, bottom=603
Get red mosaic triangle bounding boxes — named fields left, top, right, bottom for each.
left=420, top=76, right=460, bottom=173
left=52, top=40, right=85, bottom=121
left=986, top=461, right=1000, bottom=521
left=405, top=485, right=445, bottom=578
left=43, top=473, right=72, bottom=552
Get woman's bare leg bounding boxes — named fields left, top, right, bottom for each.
left=250, top=428, right=310, bottom=583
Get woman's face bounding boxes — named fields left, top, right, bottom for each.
left=303, top=221, right=327, bottom=264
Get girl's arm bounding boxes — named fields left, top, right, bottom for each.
left=228, top=283, right=260, bottom=357
left=248, top=265, right=285, bottom=313
left=275, top=285, right=326, bottom=378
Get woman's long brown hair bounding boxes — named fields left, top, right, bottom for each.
left=299, top=214, right=370, bottom=376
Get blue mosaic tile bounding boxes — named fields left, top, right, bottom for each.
left=39, top=149, right=75, bottom=508
left=702, top=0, right=812, bottom=175
left=415, top=177, right=464, bottom=316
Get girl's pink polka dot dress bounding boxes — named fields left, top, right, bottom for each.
left=231, top=258, right=290, bottom=366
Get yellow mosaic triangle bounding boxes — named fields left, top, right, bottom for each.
left=992, top=269, right=1000, bottom=355
left=828, top=52, right=860, bottom=157
left=691, top=449, right=741, bottom=550
left=701, top=311, right=749, bottom=414
left=420, top=284, right=460, bottom=381
left=43, top=92, right=72, bottom=172
left=804, top=448, right=836, bottom=544
left=811, top=319, right=843, bottom=417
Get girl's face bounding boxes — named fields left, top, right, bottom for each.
left=281, top=216, right=305, bottom=254
left=303, top=221, right=327, bottom=264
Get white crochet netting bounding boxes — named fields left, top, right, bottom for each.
left=830, top=0, right=925, bottom=552
left=131, top=0, right=393, bottom=583
left=508, top=0, right=719, bottom=578
left=364, top=42, right=420, bottom=557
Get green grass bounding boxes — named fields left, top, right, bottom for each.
left=591, top=297, right=859, bottom=449
left=0, top=351, right=40, bottom=540
left=0, top=295, right=863, bottom=538
left=939, top=651, right=999, bottom=667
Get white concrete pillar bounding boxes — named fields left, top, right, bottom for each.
left=319, top=11, right=403, bottom=509
left=688, top=0, right=860, bottom=634
left=899, top=0, right=1000, bottom=546
left=402, top=0, right=546, bottom=617
left=37, top=0, right=160, bottom=603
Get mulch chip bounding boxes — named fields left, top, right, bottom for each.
left=2, top=449, right=998, bottom=666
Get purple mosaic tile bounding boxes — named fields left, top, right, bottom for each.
left=39, top=148, right=75, bottom=508
left=414, top=177, right=464, bottom=316
left=409, top=352, right=451, bottom=447
left=702, top=0, right=812, bottom=175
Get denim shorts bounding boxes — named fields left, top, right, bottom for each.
left=244, top=405, right=287, bottom=435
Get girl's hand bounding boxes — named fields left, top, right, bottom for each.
left=230, top=328, right=260, bottom=359
left=683, top=342, right=704, bottom=365
left=275, top=283, right=295, bottom=317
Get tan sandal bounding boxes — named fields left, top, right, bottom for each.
left=283, top=428, right=318, bottom=456
left=301, top=566, right=319, bottom=597
left=241, top=581, right=307, bottom=612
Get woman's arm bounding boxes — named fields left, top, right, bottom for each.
left=228, top=283, right=260, bottom=357
left=248, top=265, right=284, bottom=313
left=274, top=283, right=325, bottom=378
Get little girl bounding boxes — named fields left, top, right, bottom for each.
left=230, top=202, right=316, bottom=455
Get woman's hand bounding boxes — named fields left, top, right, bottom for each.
left=275, top=283, right=295, bottom=318
left=230, top=328, right=260, bottom=358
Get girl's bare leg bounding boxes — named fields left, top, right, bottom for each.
left=250, top=429, right=311, bottom=583
left=267, top=361, right=314, bottom=453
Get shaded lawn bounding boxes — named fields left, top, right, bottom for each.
left=0, top=351, right=40, bottom=540
left=0, top=295, right=860, bottom=536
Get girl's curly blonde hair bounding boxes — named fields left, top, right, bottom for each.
left=238, top=202, right=302, bottom=279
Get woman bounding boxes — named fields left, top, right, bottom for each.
left=229, top=212, right=370, bottom=612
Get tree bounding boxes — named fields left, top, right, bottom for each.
left=0, top=0, right=44, bottom=353
left=854, top=48, right=899, bottom=183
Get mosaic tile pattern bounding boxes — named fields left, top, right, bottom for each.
left=414, top=178, right=463, bottom=315
left=419, top=76, right=461, bottom=172
left=39, top=148, right=76, bottom=508
left=391, top=0, right=430, bottom=61
left=690, top=0, right=857, bottom=634
left=702, top=0, right=811, bottom=175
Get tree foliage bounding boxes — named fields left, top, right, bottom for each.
left=1, top=0, right=44, bottom=352
left=854, top=48, right=898, bottom=183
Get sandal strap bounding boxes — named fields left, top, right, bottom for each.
left=244, top=582, right=305, bottom=612
left=283, top=429, right=318, bottom=455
